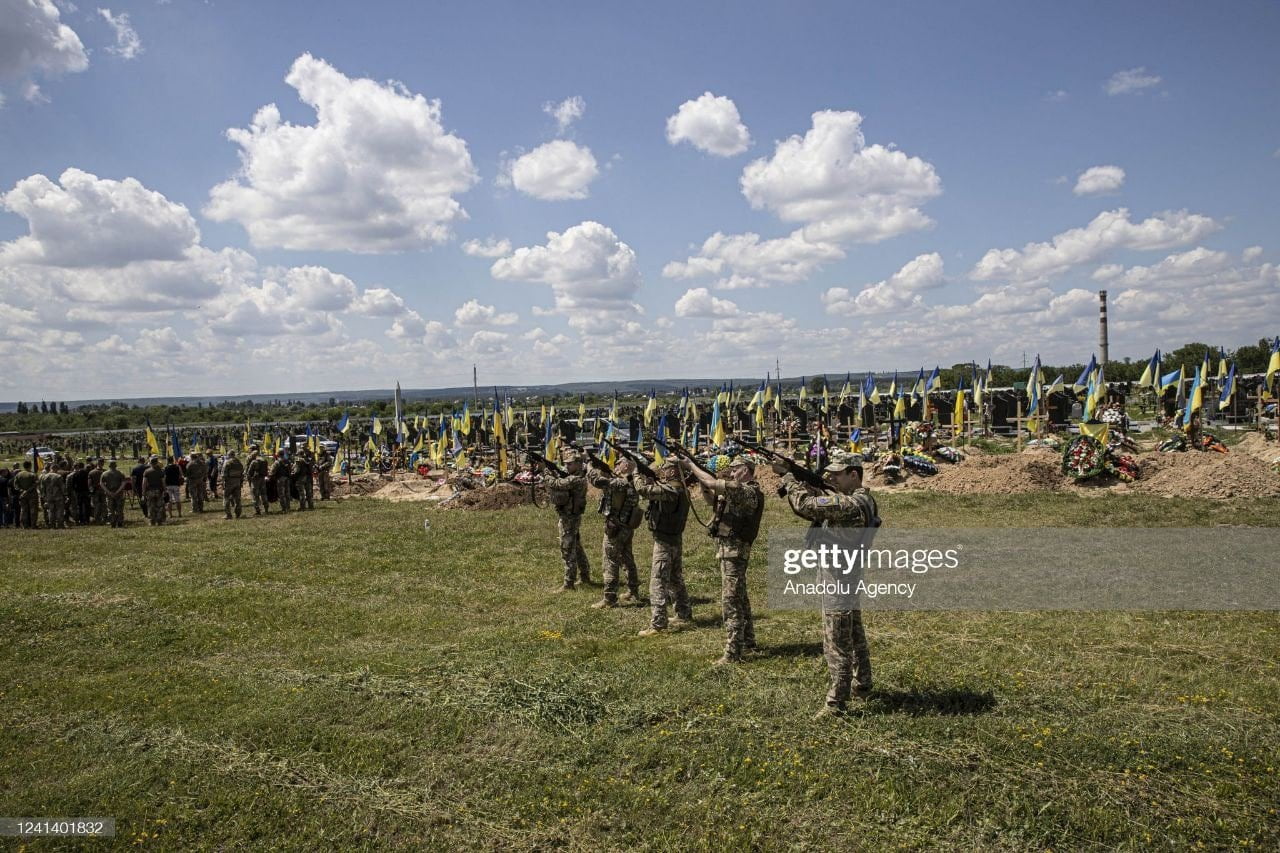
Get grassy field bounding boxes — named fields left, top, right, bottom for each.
left=2, top=492, right=1278, bottom=850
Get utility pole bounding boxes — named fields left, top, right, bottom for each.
left=472, top=364, right=479, bottom=410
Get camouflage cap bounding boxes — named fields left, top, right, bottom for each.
left=728, top=455, right=755, bottom=470
left=560, top=449, right=583, bottom=465
left=823, top=450, right=864, bottom=472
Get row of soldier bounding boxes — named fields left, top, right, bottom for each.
left=0, top=444, right=337, bottom=528
left=533, top=444, right=881, bottom=717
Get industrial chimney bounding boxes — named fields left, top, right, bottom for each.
left=1098, top=290, right=1109, bottom=366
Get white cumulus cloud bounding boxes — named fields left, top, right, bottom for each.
left=461, top=236, right=512, bottom=258
left=821, top=252, right=945, bottom=315
left=491, top=221, right=640, bottom=330
left=1073, top=165, right=1125, bottom=196
left=97, top=8, right=141, bottom=60
left=1, top=168, right=199, bottom=267
left=205, top=53, right=477, bottom=252
left=970, top=208, right=1219, bottom=284
left=665, top=92, right=751, bottom=157
left=0, top=0, right=88, bottom=101
left=673, top=287, right=740, bottom=318
left=662, top=229, right=844, bottom=289
left=508, top=140, right=599, bottom=201
left=454, top=298, right=517, bottom=327
left=543, top=95, right=584, bottom=133
left=1105, top=67, right=1162, bottom=96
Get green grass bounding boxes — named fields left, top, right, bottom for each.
left=2, top=493, right=1278, bottom=850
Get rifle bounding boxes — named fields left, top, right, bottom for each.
left=654, top=439, right=713, bottom=478
left=602, top=437, right=659, bottom=480
left=523, top=447, right=567, bottom=477
left=584, top=448, right=615, bottom=476
left=741, top=438, right=834, bottom=495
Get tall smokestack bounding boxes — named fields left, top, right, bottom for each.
left=1098, top=290, right=1109, bottom=366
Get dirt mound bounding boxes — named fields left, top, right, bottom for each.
left=331, top=474, right=384, bottom=497
left=439, top=482, right=541, bottom=511
left=372, top=479, right=453, bottom=503
left=1131, top=449, right=1280, bottom=499
left=1232, top=432, right=1280, bottom=464
left=901, top=448, right=1066, bottom=495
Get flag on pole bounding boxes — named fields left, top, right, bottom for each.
left=927, top=365, right=941, bottom=392
left=953, top=385, right=965, bottom=432
left=1216, top=347, right=1228, bottom=381
left=493, top=388, right=507, bottom=478
left=394, top=382, right=404, bottom=444
left=1266, top=336, right=1280, bottom=390
left=710, top=397, right=726, bottom=447
left=1138, top=349, right=1161, bottom=390
left=644, top=389, right=657, bottom=426
left=169, top=424, right=182, bottom=459
left=337, top=411, right=351, bottom=434
left=146, top=418, right=163, bottom=457
left=1218, top=363, right=1236, bottom=410
left=1073, top=355, right=1097, bottom=392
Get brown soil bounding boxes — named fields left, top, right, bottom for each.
left=1130, top=448, right=1280, bottom=499
left=438, top=482, right=543, bottom=511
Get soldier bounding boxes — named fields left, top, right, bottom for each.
left=163, top=455, right=184, bottom=519
left=141, top=457, right=167, bottom=526
left=245, top=445, right=268, bottom=515
left=39, top=463, right=67, bottom=529
left=293, top=450, right=314, bottom=510
left=775, top=450, right=880, bottom=717
left=316, top=448, right=333, bottom=500
left=587, top=455, right=642, bottom=609
left=222, top=451, right=245, bottom=519
left=270, top=451, right=292, bottom=512
left=68, top=461, right=91, bottom=525
left=541, top=450, right=591, bottom=590
left=206, top=449, right=220, bottom=498
left=634, top=458, right=693, bottom=636
left=88, top=458, right=106, bottom=524
left=101, top=460, right=128, bottom=528
left=679, top=455, right=764, bottom=665
left=13, top=461, right=40, bottom=528
left=186, top=452, right=208, bottom=513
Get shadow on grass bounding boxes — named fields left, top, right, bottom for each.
left=857, top=687, right=998, bottom=716
left=758, top=641, right=825, bottom=658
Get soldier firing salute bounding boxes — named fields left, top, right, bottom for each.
left=222, top=450, right=245, bottom=519
left=678, top=454, right=763, bottom=665
left=540, top=450, right=592, bottom=591
left=186, top=452, right=208, bottom=513
left=587, top=454, right=642, bottom=609
left=774, top=450, right=880, bottom=717
left=634, top=458, right=693, bottom=636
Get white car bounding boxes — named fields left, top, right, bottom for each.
left=25, top=446, right=57, bottom=463
left=292, top=435, right=340, bottom=455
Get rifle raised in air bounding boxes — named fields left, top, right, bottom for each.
left=602, top=437, right=659, bottom=480
left=523, top=447, right=567, bottom=477
left=740, top=438, right=834, bottom=495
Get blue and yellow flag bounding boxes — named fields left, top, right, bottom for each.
left=1138, top=349, right=1161, bottom=390
left=1267, top=337, right=1280, bottom=391
left=336, top=411, right=350, bottom=434
left=1218, top=363, right=1236, bottom=411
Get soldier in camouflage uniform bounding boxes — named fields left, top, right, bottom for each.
left=88, top=458, right=105, bottom=524
left=680, top=455, right=764, bottom=664
left=13, top=461, right=39, bottom=528
left=141, top=457, right=167, bottom=526
left=222, top=451, right=245, bottom=519
left=185, top=452, right=208, bottom=513
left=316, top=449, right=334, bottom=500
left=245, top=446, right=269, bottom=515
left=776, top=450, right=879, bottom=716
left=39, top=464, right=68, bottom=529
left=587, top=455, right=642, bottom=608
left=634, top=458, right=693, bottom=635
left=270, top=452, right=292, bottom=513
left=293, top=451, right=314, bottom=510
left=100, top=460, right=128, bottom=528
left=541, top=451, right=591, bottom=590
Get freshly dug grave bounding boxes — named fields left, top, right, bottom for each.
left=1132, top=448, right=1280, bottom=499
left=438, top=482, right=543, bottom=511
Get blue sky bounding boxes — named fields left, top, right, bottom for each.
left=1, top=0, right=1277, bottom=398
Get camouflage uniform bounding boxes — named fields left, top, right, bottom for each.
left=185, top=455, right=208, bottom=513
left=270, top=456, right=291, bottom=512
left=783, top=470, right=879, bottom=709
left=246, top=452, right=268, bottom=514
left=544, top=469, right=591, bottom=587
left=635, top=474, right=692, bottom=629
left=293, top=455, right=314, bottom=510
left=222, top=455, right=245, bottom=519
left=101, top=465, right=128, bottom=528
left=588, top=469, right=641, bottom=605
left=708, top=473, right=763, bottom=660
left=40, top=469, right=67, bottom=529
left=316, top=451, right=333, bottom=500
left=141, top=462, right=166, bottom=526
left=13, top=466, right=39, bottom=528
left=88, top=462, right=105, bottom=524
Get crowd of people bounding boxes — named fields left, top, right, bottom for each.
left=0, top=444, right=336, bottom=528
